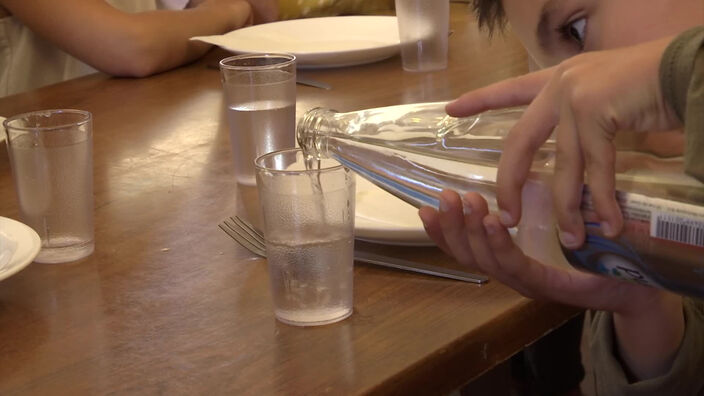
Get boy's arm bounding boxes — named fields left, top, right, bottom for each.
left=594, top=26, right=703, bottom=379
left=612, top=292, right=684, bottom=380
left=0, top=0, right=253, bottom=77
left=590, top=298, right=704, bottom=395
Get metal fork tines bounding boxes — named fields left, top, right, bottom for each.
left=219, top=216, right=488, bottom=284
left=219, top=216, right=266, bottom=257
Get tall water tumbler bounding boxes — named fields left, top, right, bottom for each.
left=220, top=54, right=297, bottom=186
left=395, top=0, right=449, bottom=72
left=3, top=110, right=94, bottom=263
left=255, top=148, right=355, bottom=326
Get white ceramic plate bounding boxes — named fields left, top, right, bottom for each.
left=354, top=177, right=433, bottom=246
left=191, top=16, right=400, bottom=69
left=0, top=217, right=40, bottom=281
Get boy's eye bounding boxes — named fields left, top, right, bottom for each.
left=561, top=17, right=587, bottom=50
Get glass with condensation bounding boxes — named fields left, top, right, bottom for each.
left=395, top=0, right=449, bottom=71
left=255, top=148, right=355, bottom=326
left=4, top=109, right=94, bottom=263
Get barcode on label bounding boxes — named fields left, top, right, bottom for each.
left=652, top=213, right=704, bottom=247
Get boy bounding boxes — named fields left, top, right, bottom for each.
left=420, top=0, right=703, bottom=394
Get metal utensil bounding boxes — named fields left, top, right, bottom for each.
left=295, top=76, right=332, bottom=90
left=219, top=216, right=489, bottom=284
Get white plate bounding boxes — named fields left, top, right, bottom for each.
left=355, top=177, right=433, bottom=246
left=0, top=217, right=40, bottom=281
left=191, top=16, right=400, bottom=69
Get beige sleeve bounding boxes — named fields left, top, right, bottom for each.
left=587, top=299, right=704, bottom=396
left=659, top=26, right=704, bottom=182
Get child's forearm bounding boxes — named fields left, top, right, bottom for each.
left=1, top=0, right=253, bottom=77
left=110, top=2, right=252, bottom=76
left=613, top=291, right=685, bottom=381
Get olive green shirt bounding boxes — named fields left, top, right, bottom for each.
left=589, top=299, right=704, bottom=395
left=589, top=26, right=704, bottom=396
left=661, top=26, right=704, bottom=182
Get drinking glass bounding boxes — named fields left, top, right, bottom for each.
left=395, top=0, right=449, bottom=72
left=3, top=109, right=94, bottom=263
left=255, top=148, right=355, bottom=326
left=220, top=54, right=296, bottom=186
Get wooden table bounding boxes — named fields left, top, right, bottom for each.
left=0, top=5, right=579, bottom=394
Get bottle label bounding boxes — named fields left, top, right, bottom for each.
left=568, top=189, right=704, bottom=295
left=581, top=190, right=704, bottom=250
left=563, top=225, right=660, bottom=288
left=651, top=211, right=704, bottom=248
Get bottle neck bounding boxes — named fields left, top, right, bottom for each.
left=296, top=108, right=338, bottom=160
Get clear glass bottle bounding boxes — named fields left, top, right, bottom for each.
left=298, top=102, right=551, bottom=211
left=297, top=102, right=704, bottom=298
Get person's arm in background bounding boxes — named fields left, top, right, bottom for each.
left=241, top=0, right=278, bottom=23
left=0, top=0, right=255, bottom=77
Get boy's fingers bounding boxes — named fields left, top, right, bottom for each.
left=446, top=68, right=554, bottom=117
left=462, top=192, right=503, bottom=276
left=483, top=214, right=577, bottom=301
left=418, top=206, right=453, bottom=257
left=437, top=190, right=476, bottom=266
left=575, top=115, right=622, bottom=238
left=480, top=214, right=522, bottom=275
left=496, top=82, right=559, bottom=227
left=552, top=103, right=586, bottom=248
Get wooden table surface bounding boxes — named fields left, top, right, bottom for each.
left=0, top=5, right=579, bottom=395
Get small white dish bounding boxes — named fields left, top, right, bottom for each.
left=354, top=177, right=433, bottom=246
left=0, top=217, right=40, bottom=281
left=192, top=16, right=400, bottom=69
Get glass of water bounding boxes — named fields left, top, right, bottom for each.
left=255, top=148, right=355, bottom=326
left=394, top=0, right=449, bottom=72
left=3, top=109, right=94, bottom=263
left=219, top=53, right=296, bottom=186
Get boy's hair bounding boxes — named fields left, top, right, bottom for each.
left=470, top=0, right=507, bottom=35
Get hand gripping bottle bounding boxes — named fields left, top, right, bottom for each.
left=297, top=102, right=704, bottom=297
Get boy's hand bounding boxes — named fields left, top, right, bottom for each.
left=419, top=191, right=685, bottom=381
left=419, top=191, right=662, bottom=313
left=447, top=37, right=682, bottom=248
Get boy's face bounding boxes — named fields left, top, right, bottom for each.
left=502, top=0, right=703, bottom=67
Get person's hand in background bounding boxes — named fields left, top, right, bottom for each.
left=241, top=0, right=278, bottom=23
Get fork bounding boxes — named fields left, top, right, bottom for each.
left=219, top=216, right=489, bottom=284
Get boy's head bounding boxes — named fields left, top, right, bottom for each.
left=470, top=0, right=703, bottom=68
left=469, top=0, right=506, bottom=37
